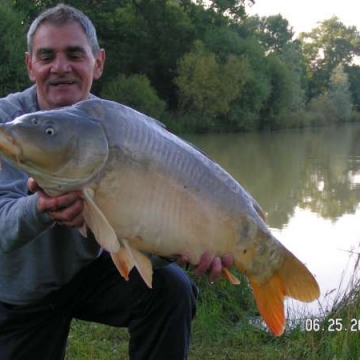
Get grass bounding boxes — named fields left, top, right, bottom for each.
left=66, top=258, right=360, bottom=360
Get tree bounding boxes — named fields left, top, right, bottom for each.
left=280, top=42, right=306, bottom=112
left=93, top=0, right=195, bottom=107
left=345, top=65, right=360, bottom=112
left=175, top=41, right=250, bottom=130
left=0, top=0, right=29, bottom=96
left=299, top=16, right=360, bottom=98
left=258, top=54, right=293, bottom=129
left=101, top=74, right=166, bottom=119
left=249, top=14, right=294, bottom=54
left=328, top=64, right=352, bottom=122
left=200, top=0, right=254, bottom=20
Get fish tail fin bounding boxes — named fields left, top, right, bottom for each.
left=278, top=247, right=320, bottom=302
left=244, top=247, right=320, bottom=336
left=249, top=273, right=285, bottom=336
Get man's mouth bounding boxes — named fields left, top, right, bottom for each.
left=49, top=80, right=76, bottom=86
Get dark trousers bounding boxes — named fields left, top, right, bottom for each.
left=0, top=253, right=198, bottom=360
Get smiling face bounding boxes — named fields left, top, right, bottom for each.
left=25, top=22, right=105, bottom=110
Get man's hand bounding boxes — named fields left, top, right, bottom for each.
left=177, top=251, right=234, bottom=283
left=27, top=178, right=84, bottom=228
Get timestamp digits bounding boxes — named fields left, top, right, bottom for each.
left=305, top=318, right=360, bottom=332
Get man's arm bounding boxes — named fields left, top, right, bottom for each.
left=0, top=159, right=55, bottom=252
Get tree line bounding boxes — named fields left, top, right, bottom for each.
left=3, top=0, right=360, bottom=133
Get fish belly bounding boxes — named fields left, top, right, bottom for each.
left=95, top=165, right=238, bottom=264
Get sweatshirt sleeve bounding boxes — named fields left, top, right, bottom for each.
left=0, top=158, right=55, bottom=253
left=0, top=87, right=56, bottom=252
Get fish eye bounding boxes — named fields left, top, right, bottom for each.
left=45, top=127, right=55, bottom=136
left=31, top=118, right=39, bottom=126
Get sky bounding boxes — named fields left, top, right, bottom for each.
left=246, top=0, right=360, bottom=34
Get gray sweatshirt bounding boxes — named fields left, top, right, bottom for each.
left=0, top=86, right=101, bottom=305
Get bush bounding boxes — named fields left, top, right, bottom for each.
left=307, top=93, right=337, bottom=126
left=100, top=74, right=166, bottom=119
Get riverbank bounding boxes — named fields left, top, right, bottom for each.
left=65, top=261, right=360, bottom=359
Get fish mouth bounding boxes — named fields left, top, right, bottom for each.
left=0, top=126, right=22, bottom=163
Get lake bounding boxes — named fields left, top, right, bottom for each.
left=185, top=123, right=360, bottom=318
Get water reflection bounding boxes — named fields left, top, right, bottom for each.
left=185, top=123, right=360, bottom=316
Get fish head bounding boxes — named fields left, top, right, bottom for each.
left=0, top=107, right=109, bottom=195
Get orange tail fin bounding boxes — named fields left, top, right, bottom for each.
left=250, top=273, right=286, bottom=336
left=247, top=247, right=320, bottom=336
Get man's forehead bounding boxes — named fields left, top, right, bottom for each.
left=32, top=22, right=90, bottom=49
left=35, top=45, right=86, bottom=54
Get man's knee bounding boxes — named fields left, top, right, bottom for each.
left=154, top=264, right=198, bottom=315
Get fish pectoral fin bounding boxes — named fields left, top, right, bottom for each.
left=222, top=268, right=241, bottom=285
left=250, top=273, right=286, bottom=336
left=82, top=188, right=120, bottom=253
left=110, top=247, right=134, bottom=280
left=122, top=239, right=153, bottom=289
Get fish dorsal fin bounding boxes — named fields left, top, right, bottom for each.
left=251, top=196, right=266, bottom=221
left=82, top=188, right=120, bottom=253
left=122, top=238, right=153, bottom=289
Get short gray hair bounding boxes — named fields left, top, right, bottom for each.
left=27, top=4, right=100, bottom=55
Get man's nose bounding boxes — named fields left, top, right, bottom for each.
left=50, top=55, right=71, bottom=73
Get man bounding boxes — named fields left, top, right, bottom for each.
left=0, top=4, right=233, bottom=360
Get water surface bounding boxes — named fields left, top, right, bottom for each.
left=185, top=123, right=360, bottom=317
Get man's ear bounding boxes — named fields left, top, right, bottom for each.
left=93, top=48, right=105, bottom=80
left=25, top=52, right=36, bottom=82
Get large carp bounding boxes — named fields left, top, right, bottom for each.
left=0, top=99, right=319, bottom=335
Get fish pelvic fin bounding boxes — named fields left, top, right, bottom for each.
left=222, top=268, right=241, bottom=285
left=247, top=247, right=320, bottom=336
left=82, top=188, right=120, bottom=253
left=122, top=239, right=153, bottom=289
left=78, top=222, right=88, bottom=238
left=110, top=247, right=134, bottom=280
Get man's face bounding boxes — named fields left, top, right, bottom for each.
left=25, top=22, right=105, bottom=110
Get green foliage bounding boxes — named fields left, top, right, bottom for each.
left=259, top=54, right=294, bottom=130
left=307, top=93, right=337, bottom=126
left=3, top=0, right=360, bottom=133
left=346, top=65, right=360, bottom=111
left=251, top=14, right=295, bottom=54
left=206, top=0, right=254, bottom=21
left=0, top=0, right=29, bottom=96
left=328, top=64, right=352, bottom=122
left=101, top=74, right=166, bottom=119
left=93, top=0, right=195, bottom=106
left=174, top=41, right=251, bottom=131
left=300, top=16, right=360, bottom=98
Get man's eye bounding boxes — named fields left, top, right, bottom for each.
left=39, top=55, right=53, bottom=62
left=69, top=52, right=83, bottom=60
